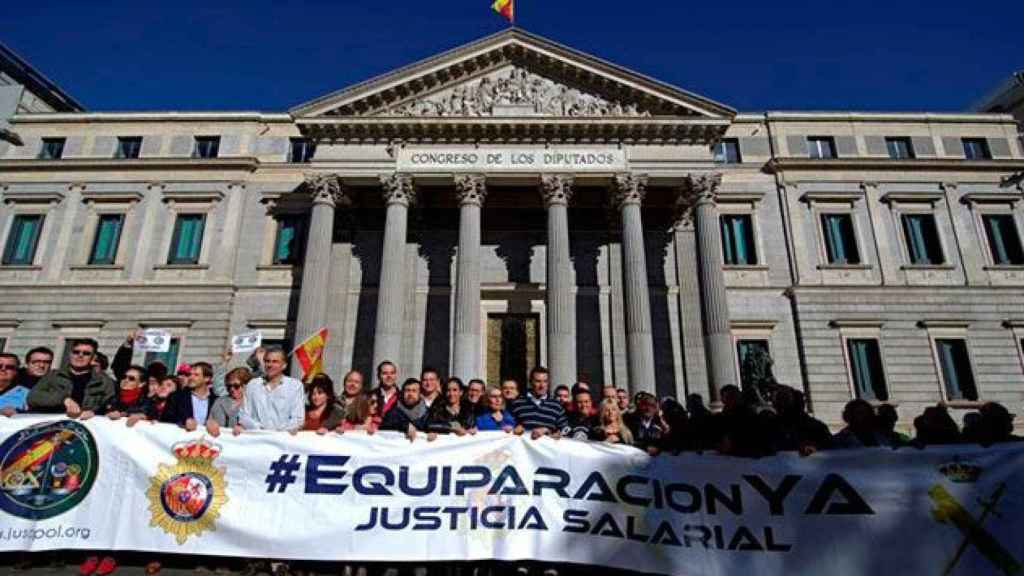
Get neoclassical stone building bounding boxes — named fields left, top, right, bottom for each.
left=1, top=29, right=1023, bottom=426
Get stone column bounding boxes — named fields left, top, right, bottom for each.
left=541, top=174, right=577, bottom=387
left=372, top=173, right=416, bottom=372
left=688, top=173, right=733, bottom=409
left=452, top=174, right=487, bottom=380
left=292, top=173, right=344, bottom=378
left=671, top=195, right=709, bottom=398
left=613, top=173, right=657, bottom=395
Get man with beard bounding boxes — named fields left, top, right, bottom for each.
left=380, top=378, right=430, bottom=441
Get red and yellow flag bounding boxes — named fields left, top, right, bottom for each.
left=293, top=327, right=328, bottom=380
left=492, top=0, right=513, bottom=23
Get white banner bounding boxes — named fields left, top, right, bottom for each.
left=1, top=416, right=1022, bottom=575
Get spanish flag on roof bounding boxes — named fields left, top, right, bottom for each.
left=293, top=327, right=328, bottom=380
left=492, top=0, right=513, bottom=23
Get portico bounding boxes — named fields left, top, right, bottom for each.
left=284, top=29, right=740, bottom=401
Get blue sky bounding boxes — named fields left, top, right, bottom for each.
left=2, top=0, right=1021, bottom=113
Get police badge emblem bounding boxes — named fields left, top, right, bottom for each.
left=146, top=438, right=228, bottom=544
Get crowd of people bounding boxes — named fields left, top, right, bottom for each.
left=0, top=333, right=1021, bottom=576
left=0, top=333, right=1020, bottom=455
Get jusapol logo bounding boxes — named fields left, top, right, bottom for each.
left=0, top=420, right=99, bottom=520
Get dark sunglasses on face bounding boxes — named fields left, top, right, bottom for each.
left=227, top=383, right=243, bottom=389
left=0, top=364, right=17, bottom=371
left=124, top=375, right=140, bottom=382
left=71, top=349, right=94, bottom=357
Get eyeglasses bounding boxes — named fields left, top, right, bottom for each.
left=70, top=350, right=94, bottom=357
left=227, top=383, right=243, bottom=390
left=123, top=375, right=140, bottom=382
left=0, top=364, right=17, bottom=371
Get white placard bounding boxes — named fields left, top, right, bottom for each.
left=396, top=147, right=627, bottom=172
left=134, top=329, right=171, bottom=353
left=231, top=331, right=262, bottom=354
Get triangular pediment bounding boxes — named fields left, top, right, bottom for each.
left=291, top=29, right=735, bottom=120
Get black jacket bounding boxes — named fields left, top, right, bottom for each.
left=425, top=402, right=476, bottom=433
left=380, top=402, right=429, bottom=432
left=162, top=388, right=218, bottom=427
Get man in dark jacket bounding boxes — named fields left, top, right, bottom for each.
left=380, top=378, right=429, bottom=441
left=162, top=362, right=217, bottom=430
left=15, top=346, right=53, bottom=390
left=27, top=338, right=115, bottom=418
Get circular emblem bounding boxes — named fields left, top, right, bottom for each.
left=0, top=420, right=99, bottom=520
left=160, top=472, right=214, bottom=522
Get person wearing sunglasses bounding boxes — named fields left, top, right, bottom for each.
left=28, top=338, right=115, bottom=418
left=0, top=353, right=30, bottom=416
left=207, top=367, right=251, bottom=437
left=103, top=365, right=148, bottom=419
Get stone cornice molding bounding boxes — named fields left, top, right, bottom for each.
left=454, top=174, right=487, bottom=206
left=540, top=174, right=574, bottom=207
left=612, top=173, right=648, bottom=209
left=379, top=173, right=416, bottom=206
left=768, top=157, right=1024, bottom=174
left=304, top=173, right=347, bottom=208
left=2, top=190, right=65, bottom=205
left=0, top=158, right=260, bottom=173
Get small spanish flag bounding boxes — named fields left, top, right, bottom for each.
left=492, top=0, right=513, bottom=23
left=293, top=327, right=328, bottom=380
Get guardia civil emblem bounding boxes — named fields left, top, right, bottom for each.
left=146, top=438, right=228, bottom=544
left=0, top=420, right=99, bottom=520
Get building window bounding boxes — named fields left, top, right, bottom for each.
left=962, top=138, right=991, bottom=160
left=290, top=138, right=316, bottom=163
left=712, top=139, right=741, bottom=164
left=273, top=215, right=307, bottom=265
left=88, top=214, right=125, bottom=265
left=38, top=138, right=65, bottom=160
left=981, top=214, right=1024, bottom=265
left=144, top=338, right=180, bottom=371
left=820, top=213, right=860, bottom=265
left=901, top=213, right=944, bottom=265
left=736, top=339, right=769, bottom=389
left=167, top=214, right=206, bottom=265
left=934, top=338, right=978, bottom=401
left=846, top=339, right=888, bottom=401
left=0, top=337, right=6, bottom=352
left=192, top=136, right=220, bottom=159
left=885, top=137, right=915, bottom=159
left=720, top=214, right=757, bottom=265
left=807, top=136, right=836, bottom=159
left=115, top=137, right=142, bottom=159
left=2, top=214, right=44, bottom=266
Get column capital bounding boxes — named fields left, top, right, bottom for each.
left=454, top=174, right=487, bottom=206
left=379, top=173, right=416, bottom=206
left=304, top=173, right=345, bottom=207
left=684, top=172, right=723, bottom=206
left=540, top=174, right=575, bottom=207
left=612, top=173, right=648, bottom=209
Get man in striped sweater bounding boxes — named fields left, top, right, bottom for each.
left=511, top=366, right=568, bottom=440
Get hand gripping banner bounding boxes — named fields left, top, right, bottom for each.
left=1, top=416, right=1023, bottom=575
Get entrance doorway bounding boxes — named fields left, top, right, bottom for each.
left=486, top=313, right=540, bottom=386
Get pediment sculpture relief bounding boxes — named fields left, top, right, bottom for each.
left=383, top=67, right=653, bottom=118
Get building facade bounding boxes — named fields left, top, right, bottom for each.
left=1, top=30, right=1023, bottom=427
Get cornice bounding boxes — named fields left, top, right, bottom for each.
left=0, top=158, right=261, bottom=173
left=11, top=112, right=292, bottom=124
left=763, top=111, right=1016, bottom=124
left=298, top=116, right=729, bottom=144
left=768, top=158, right=1024, bottom=173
